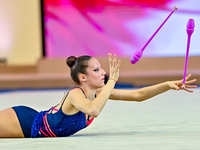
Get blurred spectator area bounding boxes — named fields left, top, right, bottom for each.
left=0, top=56, right=200, bottom=90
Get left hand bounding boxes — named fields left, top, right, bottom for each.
left=167, top=74, right=197, bottom=92
left=107, top=53, right=121, bottom=82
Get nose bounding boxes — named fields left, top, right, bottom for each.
left=101, top=68, right=106, bottom=76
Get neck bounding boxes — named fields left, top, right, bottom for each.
left=79, top=84, right=96, bottom=100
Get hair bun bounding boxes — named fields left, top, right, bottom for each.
left=66, top=56, right=77, bottom=68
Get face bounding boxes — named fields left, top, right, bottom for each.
left=82, top=58, right=106, bottom=88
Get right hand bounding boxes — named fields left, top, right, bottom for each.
left=167, top=74, right=197, bottom=92
left=108, top=53, right=121, bottom=81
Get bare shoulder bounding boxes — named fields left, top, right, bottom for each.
left=67, top=87, right=93, bottom=106
left=67, top=88, right=86, bottom=101
left=66, top=88, right=94, bottom=115
left=61, top=88, right=86, bottom=114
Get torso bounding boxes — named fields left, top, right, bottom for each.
left=37, top=87, right=95, bottom=137
left=52, top=87, right=95, bottom=120
left=52, top=98, right=78, bottom=115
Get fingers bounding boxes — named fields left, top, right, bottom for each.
left=184, top=84, right=197, bottom=89
left=113, top=54, right=121, bottom=70
left=182, top=87, right=194, bottom=93
left=179, top=74, right=192, bottom=85
left=185, top=74, right=192, bottom=81
left=181, top=74, right=197, bottom=92
left=180, top=84, right=194, bottom=92
left=173, top=84, right=180, bottom=91
left=116, top=60, right=121, bottom=70
left=184, top=74, right=197, bottom=92
left=113, top=54, right=117, bottom=67
left=184, top=74, right=197, bottom=84
left=108, top=53, right=113, bottom=68
left=107, top=53, right=121, bottom=81
left=185, top=79, right=197, bottom=85
left=107, top=53, right=120, bottom=69
left=171, top=74, right=197, bottom=93
left=179, top=84, right=195, bottom=93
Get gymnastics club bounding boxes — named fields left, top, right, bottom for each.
left=182, top=19, right=195, bottom=88
left=130, top=6, right=178, bottom=64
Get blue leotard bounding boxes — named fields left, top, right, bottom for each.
left=12, top=106, right=38, bottom=137
left=13, top=87, right=94, bottom=138
left=32, top=87, right=94, bottom=137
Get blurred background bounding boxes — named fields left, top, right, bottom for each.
left=0, top=0, right=199, bottom=89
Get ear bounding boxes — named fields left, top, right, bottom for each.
left=79, top=74, right=87, bottom=82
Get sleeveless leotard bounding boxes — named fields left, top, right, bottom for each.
left=31, top=87, right=94, bottom=137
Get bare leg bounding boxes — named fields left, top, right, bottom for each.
left=0, top=108, right=24, bottom=138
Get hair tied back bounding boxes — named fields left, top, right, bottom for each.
left=66, top=56, right=77, bottom=68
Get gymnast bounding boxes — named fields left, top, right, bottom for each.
left=0, top=53, right=197, bottom=138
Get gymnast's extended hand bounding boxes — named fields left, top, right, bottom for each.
left=167, top=74, right=197, bottom=92
left=108, top=53, right=121, bottom=82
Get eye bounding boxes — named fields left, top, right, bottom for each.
left=93, top=68, right=99, bottom=72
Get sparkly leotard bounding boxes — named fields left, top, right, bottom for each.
left=31, top=87, right=94, bottom=137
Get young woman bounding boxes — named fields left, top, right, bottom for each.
left=0, top=53, right=197, bottom=138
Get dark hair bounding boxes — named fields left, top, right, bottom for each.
left=66, top=55, right=92, bottom=84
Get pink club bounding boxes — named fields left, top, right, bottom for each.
left=130, top=6, right=178, bottom=64
left=182, top=19, right=195, bottom=88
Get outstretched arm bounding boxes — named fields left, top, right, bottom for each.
left=106, top=74, right=197, bottom=102
left=69, top=53, right=121, bottom=117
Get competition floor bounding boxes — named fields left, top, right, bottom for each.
left=0, top=87, right=199, bottom=150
